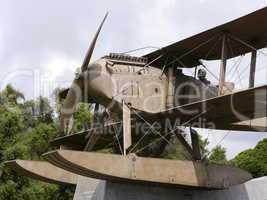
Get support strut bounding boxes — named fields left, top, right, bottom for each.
left=123, top=101, right=132, bottom=155
left=218, top=34, right=228, bottom=95
left=249, top=50, right=257, bottom=88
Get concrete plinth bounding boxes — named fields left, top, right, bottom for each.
left=74, top=177, right=267, bottom=200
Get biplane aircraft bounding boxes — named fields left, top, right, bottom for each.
left=7, top=7, right=267, bottom=190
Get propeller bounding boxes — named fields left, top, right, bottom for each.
left=81, top=12, right=109, bottom=72
left=59, top=13, right=109, bottom=135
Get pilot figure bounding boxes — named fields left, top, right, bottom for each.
left=197, top=68, right=210, bottom=85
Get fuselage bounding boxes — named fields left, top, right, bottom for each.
left=80, top=53, right=219, bottom=114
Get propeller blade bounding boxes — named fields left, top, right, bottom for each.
left=59, top=80, right=82, bottom=135
left=81, top=12, right=109, bottom=72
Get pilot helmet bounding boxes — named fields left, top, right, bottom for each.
left=75, top=67, right=82, bottom=79
left=197, top=68, right=207, bottom=80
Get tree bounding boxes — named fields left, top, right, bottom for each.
left=35, top=97, right=54, bottom=124
left=0, top=85, right=75, bottom=200
left=208, top=145, right=228, bottom=165
left=0, top=84, right=24, bottom=105
left=73, top=103, right=92, bottom=132
left=161, top=136, right=191, bottom=160
left=161, top=131, right=210, bottom=161
left=0, top=106, right=24, bottom=150
left=199, top=135, right=209, bottom=158
left=233, top=139, right=267, bottom=178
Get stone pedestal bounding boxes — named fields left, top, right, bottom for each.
left=74, top=177, right=267, bottom=200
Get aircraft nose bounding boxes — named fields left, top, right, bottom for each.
left=85, top=63, right=113, bottom=104
left=87, top=63, right=102, bottom=80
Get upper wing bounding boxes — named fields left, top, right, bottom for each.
left=145, top=7, right=267, bottom=68
left=137, top=85, right=267, bottom=132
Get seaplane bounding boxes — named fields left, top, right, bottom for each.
left=6, top=7, right=267, bottom=190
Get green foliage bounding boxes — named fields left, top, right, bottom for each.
left=161, top=136, right=192, bottom=160
left=19, top=182, right=73, bottom=200
left=73, top=103, right=92, bottom=132
left=199, top=135, right=209, bottom=158
left=0, top=180, right=18, bottom=200
left=208, top=145, right=228, bottom=165
left=0, top=85, right=74, bottom=200
left=35, top=97, right=54, bottom=124
left=233, top=139, right=267, bottom=178
left=0, top=84, right=24, bottom=106
left=21, top=123, right=57, bottom=159
left=2, top=143, right=30, bottom=161
left=0, top=106, right=24, bottom=150
left=161, top=132, right=210, bottom=161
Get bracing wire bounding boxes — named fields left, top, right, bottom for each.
left=113, top=124, right=123, bottom=155
left=228, top=56, right=244, bottom=82
left=204, top=130, right=231, bottom=158
left=132, top=109, right=209, bottom=155
left=121, top=46, right=161, bottom=54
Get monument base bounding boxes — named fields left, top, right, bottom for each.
left=73, top=176, right=267, bottom=200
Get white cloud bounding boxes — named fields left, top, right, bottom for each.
left=44, top=53, right=78, bottom=80
left=0, top=28, right=3, bottom=62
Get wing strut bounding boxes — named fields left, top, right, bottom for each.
left=218, top=34, right=228, bottom=95
left=249, top=50, right=257, bottom=88
left=123, top=101, right=132, bottom=155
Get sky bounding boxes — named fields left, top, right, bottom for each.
left=0, top=0, right=266, bottom=158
